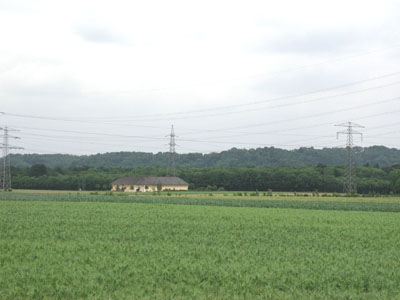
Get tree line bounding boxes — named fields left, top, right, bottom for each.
left=9, top=145, right=400, bottom=168
left=9, top=163, right=400, bottom=194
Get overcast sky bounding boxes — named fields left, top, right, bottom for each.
left=1, top=0, right=400, bottom=155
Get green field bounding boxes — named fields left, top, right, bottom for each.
left=2, top=191, right=400, bottom=212
left=1, top=192, right=400, bottom=299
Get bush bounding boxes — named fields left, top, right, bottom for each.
left=345, top=192, right=359, bottom=197
left=206, top=185, right=218, bottom=191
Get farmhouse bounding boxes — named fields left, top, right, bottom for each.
left=111, top=176, right=189, bottom=192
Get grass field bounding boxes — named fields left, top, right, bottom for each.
left=1, top=192, right=400, bottom=299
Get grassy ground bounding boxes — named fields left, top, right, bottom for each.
left=1, top=199, right=400, bottom=299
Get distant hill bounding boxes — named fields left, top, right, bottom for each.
left=9, top=146, right=400, bottom=168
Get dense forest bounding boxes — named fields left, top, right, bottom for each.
left=9, top=164, right=400, bottom=194
left=9, top=146, right=400, bottom=168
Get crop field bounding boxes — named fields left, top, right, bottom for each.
left=2, top=191, right=400, bottom=212
left=1, top=192, right=400, bottom=299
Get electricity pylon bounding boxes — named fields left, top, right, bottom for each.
left=0, top=126, right=23, bottom=191
left=335, top=122, right=364, bottom=194
left=166, top=125, right=177, bottom=177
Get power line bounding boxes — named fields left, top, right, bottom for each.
left=8, top=126, right=167, bottom=141
left=20, top=138, right=165, bottom=154
left=179, top=107, right=400, bottom=149
left=180, top=96, right=400, bottom=136
left=81, top=70, right=400, bottom=121
left=16, top=132, right=165, bottom=145
left=82, top=42, right=400, bottom=97
left=19, top=136, right=164, bottom=150
left=2, top=93, right=400, bottom=156
left=8, top=102, right=400, bottom=155
left=5, top=87, right=399, bottom=145
left=164, top=113, right=396, bottom=144
left=0, top=111, right=169, bottom=130
left=137, top=80, right=400, bottom=123
left=87, top=76, right=400, bottom=122
left=2, top=71, right=400, bottom=124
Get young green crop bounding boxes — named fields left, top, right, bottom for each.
left=2, top=191, right=400, bottom=212
left=1, top=200, right=400, bottom=299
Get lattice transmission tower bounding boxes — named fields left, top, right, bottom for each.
left=0, top=126, right=23, bottom=191
left=166, top=125, right=177, bottom=177
left=335, top=122, right=364, bottom=194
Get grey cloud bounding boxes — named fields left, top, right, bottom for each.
left=0, top=57, right=59, bottom=74
left=2, top=77, right=82, bottom=98
left=256, top=30, right=366, bottom=55
left=75, top=26, right=125, bottom=44
left=250, top=68, right=354, bottom=96
left=0, top=0, right=35, bottom=12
